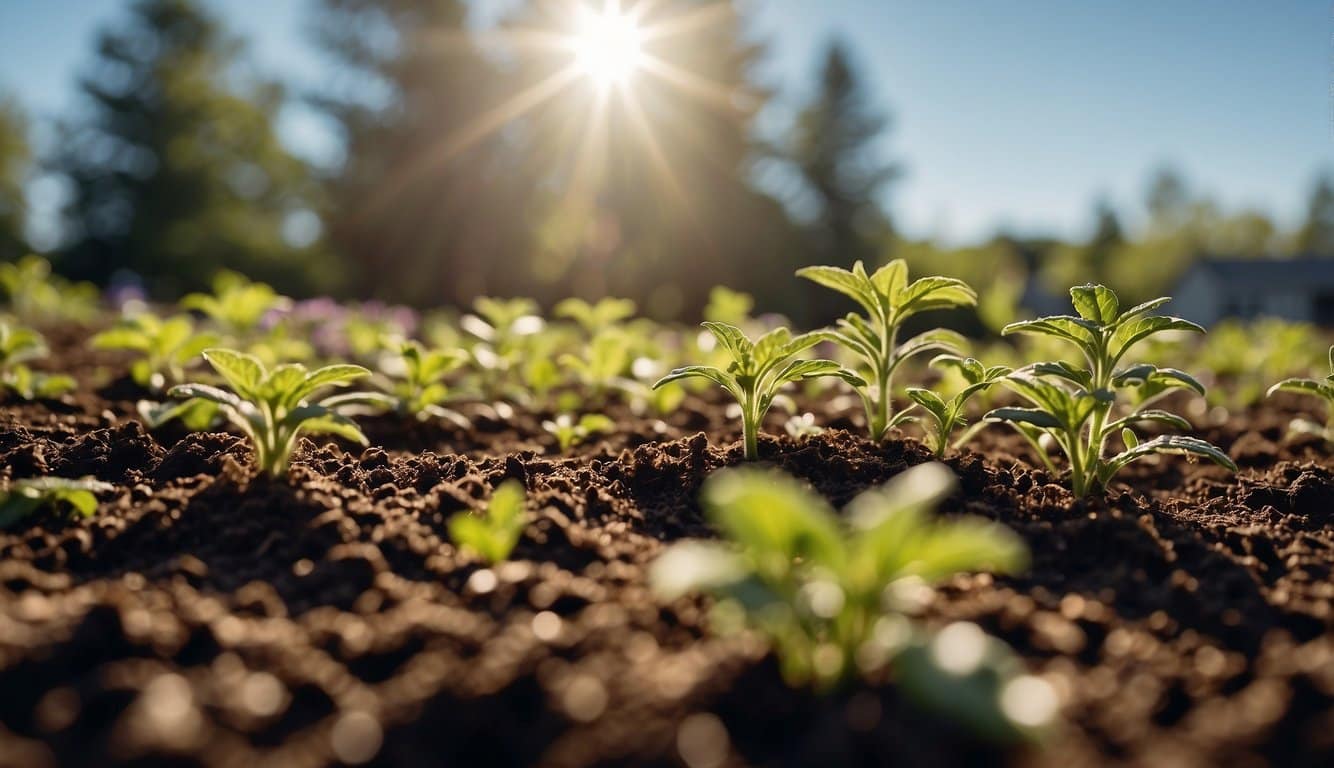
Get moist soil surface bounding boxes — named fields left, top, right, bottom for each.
left=0, top=336, right=1332, bottom=767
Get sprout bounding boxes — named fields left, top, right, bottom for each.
left=91, top=313, right=217, bottom=391
left=987, top=284, right=1236, bottom=497
left=182, top=270, right=289, bottom=337
left=168, top=349, right=377, bottom=478
left=1267, top=344, right=1334, bottom=444
left=448, top=481, right=527, bottom=564
left=0, top=320, right=75, bottom=400
left=651, top=464, right=1051, bottom=740
left=798, top=260, right=976, bottom=442
left=906, top=356, right=1012, bottom=457
left=542, top=413, right=615, bottom=452
left=0, top=477, right=113, bottom=529
left=654, top=322, right=856, bottom=460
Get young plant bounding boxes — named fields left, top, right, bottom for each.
left=0, top=321, right=75, bottom=400
left=168, top=349, right=375, bottom=478
left=654, top=322, right=856, bottom=460
left=651, top=464, right=1053, bottom=740
left=559, top=330, right=632, bottom=401
left=542, top=413, right=615, bottom=452
left=0, top=255, right=100, bottom=322
left=798, top=260, right=975, bottom=442
left=987, top=285, right=1236, bottom=497
left=554, top=296, right=636, bottom=334
left=907, top=356, right=1012, bottom=457
left=448, top=480, right=527, bottom=564
left=0, top=477, right=113, bottom=529
left=91, top=313, right=218, bottom=391
left=366, top=340, right=470, bottom=426
left=1266, top=345, right=1334, bottom=443
left=182, top=271, right=288, bottom=337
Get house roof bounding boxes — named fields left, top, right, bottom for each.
left=1179, top=256, right=1334, bottom=291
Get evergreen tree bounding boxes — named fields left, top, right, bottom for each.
left=0, top=98, right=29, bottom=261
left=1297, top=173, right=1334, bottom=256
left=51, top=0, right=330, bottom=298
left=310, top=0, right=522, bottom=307
left=790, top=39, right=897, bottom=322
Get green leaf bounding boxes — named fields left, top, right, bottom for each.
left=985, top=407, right=1063, bottom=430
left=1104, top=435, right=1238, bottom=477
left=700, top=321, right=751, bottom=361
left=906, top=388, right=949, bottom=420
left=168, top=382, right=245, bottom=412
left=893, top=329, right=967, bottom=367
left=702, top=468, right=847, bottom=574
left=1267, top=377, right=1334, bottom=401
left=1117, top=297, right=1172, bottom=323
left=1031, top=361, right=1092, bottom=388
left=869, top=259, right=908, bottom=301
left=202, top=348, right=265, bottom=398
left=796, top=264, right=877, bottom=316
left=1109, top=409, right=1192, bottom=431
left=1069, top=284, right=1119, bottom=324
left=896, top=277, right=977, bottom=316
left=288, top=408, right=369, bottom=445
left=448, top=480, right=527, bottom=564
left=774, top=359, right=842, bottom=384
left=1109, top=316, right=1204, bottom=363
left=295, top=364, right=371, bottom=401
left=649, top=541, right=747, bottom=600
left=654, top=365, right=734, bottom=391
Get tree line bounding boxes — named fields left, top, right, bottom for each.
left=0, top=0, right=1331, bottom=325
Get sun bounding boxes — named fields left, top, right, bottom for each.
left=572, top=3, right=644, bottom=86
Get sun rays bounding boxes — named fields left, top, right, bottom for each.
left=365, top=0, right=740, bottom=230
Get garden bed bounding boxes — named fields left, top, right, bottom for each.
left=0, top=327, right=1331, bottom=767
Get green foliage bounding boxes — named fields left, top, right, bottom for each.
left=559, top=330, right=632, bottom=400
left=988, top=285, right=1236, bottom=497
left=0, top=477, right=112, bottom=529
left=798, top=259, right=975, bottom=441
left=554, top=297, right=636, bottom=334
left=655, top=322, right=854, bottom=460
left=0, top=320, right=75, bottom=400
left=651, top=464, right=1052, bottom=740
left=91, top=313, right=217, bottom=391
left=136, top=397, right=223, bottom=432
left=0, top=255, right=99, bottom=323
left=1267, top=345, right=1334, bottom=444
left=1194, top=319, right=1325, bottom=409
left=447, top=480, right=527, bottom=564
left=369, top=340, right=470, bottom=425
left=182, top=271, right=289, bottom=337
left=51, top=0, right=332, bottom=297
left=907, top=356, right=1012, bottom=457
left=462, top=297, right=545, bottom=399
left=542, top=413, right=615, bottom=452
left=168, top=349, right=374, bottom=478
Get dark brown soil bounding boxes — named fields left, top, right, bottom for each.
left=0, top=334, right=1331, bottom=767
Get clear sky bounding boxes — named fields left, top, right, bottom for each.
left=1, top=0, right=1331, bottom=245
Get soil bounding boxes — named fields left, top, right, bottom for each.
left=0, top=333, right=1331, bottom=767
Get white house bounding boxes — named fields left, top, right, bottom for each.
left=1170, top=257, right=1334, bottom=327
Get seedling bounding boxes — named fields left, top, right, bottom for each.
left=559, top=330, right=632, bottom=401
left=366, top=340, right=470, bottom=426
left=448, top=480, right=527, bottom=564
left=907, top=356, right=1012, bottom=457
left=987, top=285, right=1236, bottom=497
left=651, top=464, right=1052, bottom=740
left=0, top=255, right=99, bottom=322
left=182, top=271, right=289, bottom=336
left=0, top=477, right=113, bottom=528
left=461, top=297, right=544, bottom=399
left=1266, top=345, right=1334, bottom=443
left=136, top=397, right=224, bottom=432
left=798, top=260, right=975, bottom=442
left=91, top=313, right=218, bottom=391
left=654, top=322, right=857, bottom=460
left=542, top=413, right=615, bottom=452
left=554, top=297, right=636, bottom=334
left=0, top=321, right=75, bottom=400
left=168, top=349, right=376, bottom=478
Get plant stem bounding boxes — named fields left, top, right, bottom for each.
left=743, top=411, right=760, bottom=460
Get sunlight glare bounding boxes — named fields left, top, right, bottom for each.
left=573, top=3, right=644, bottom=86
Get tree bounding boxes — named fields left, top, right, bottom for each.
left=0, top=98, right=29, bottom=261
left=314, top=0, right=801, bottom=317
left=310, top=0, right=523, bottom=307
left=1296, top=173, right=1334, bottom=257
left=50, top=0, right=330, bottom=298
left=789, top=40, right=897, bottom=323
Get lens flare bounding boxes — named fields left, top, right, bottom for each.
left=573, top=4, right=644, bottom=85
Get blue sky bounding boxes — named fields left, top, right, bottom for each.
left=1, top=0, right=1330, bottom=245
